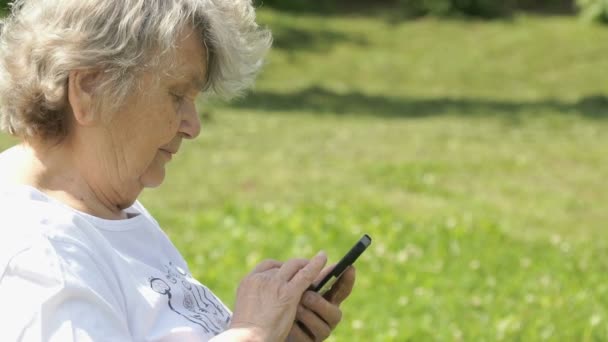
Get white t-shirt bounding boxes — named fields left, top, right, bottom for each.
left=0, top=183, right=232, bottom=341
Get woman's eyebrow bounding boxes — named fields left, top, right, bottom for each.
left=170, top=72, right=206, bottom=92
left=176, top=67, right=206, bottom=90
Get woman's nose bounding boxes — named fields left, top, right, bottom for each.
left=179, top=100, right=201, bottom=139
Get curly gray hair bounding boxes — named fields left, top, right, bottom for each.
left=0, top=0, right=271, bottom=140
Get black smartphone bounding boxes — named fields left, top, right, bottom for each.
left=311, top=234, right=372, bottom=295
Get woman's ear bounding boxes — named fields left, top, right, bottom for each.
left=67, top=70, right=103, bottom=126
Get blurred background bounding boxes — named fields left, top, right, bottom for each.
left=1, top=0, right=608, bottom=340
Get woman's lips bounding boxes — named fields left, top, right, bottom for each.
left=159, top=149, right=174, bottom=159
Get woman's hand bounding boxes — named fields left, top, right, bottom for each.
left=288, top=266, right=356, bottom=341
left=229, top=252, right=328, bottom=342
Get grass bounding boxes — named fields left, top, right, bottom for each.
left=2, top=9, right=608, bottom=341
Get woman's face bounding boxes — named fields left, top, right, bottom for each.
left=101, top=26, right=205, bottom=189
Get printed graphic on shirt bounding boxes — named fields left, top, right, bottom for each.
left=150, top=262, right=231, bottom=335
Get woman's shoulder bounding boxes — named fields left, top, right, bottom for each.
left=0, top=183, right=98, bottom=263
left=0, top=182, right=174, bottom=267
left=0, top=182, right=91, bottom=228
left=0, top=145, right=24, bottom=182
left=0, top=191, right=133, bottom=341
left=0, top=186, right=155, bottom=305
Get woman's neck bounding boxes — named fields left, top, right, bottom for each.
left=7, top=142, right=135, bottom=220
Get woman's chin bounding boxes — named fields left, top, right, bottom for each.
left=139, top=166, right=166, bottom=188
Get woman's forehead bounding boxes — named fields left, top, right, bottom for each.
left=163, top=29, right=207, bottom=89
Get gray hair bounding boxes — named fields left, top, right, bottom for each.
left=0, top=0, right=272, bottom=140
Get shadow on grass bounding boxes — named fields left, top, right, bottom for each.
left=257, top=0, right=404, bottom=18
left=231, top=86, right=608, bottom=120
left=271, top=24, right=368, bottom=52
left=257, top=0, right=576, bottom=19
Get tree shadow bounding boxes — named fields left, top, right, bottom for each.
left=257, top=0, right=577, bottom=19
left=257, top=0, right=393, bottom=17
left=265, top=19, right=368, bottom=53
left=515, top=0, right=576, bottom=16
left=231, top=86, right=608, bottom=120
left=260, top=1, right=575, bottom=52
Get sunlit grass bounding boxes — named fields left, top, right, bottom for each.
left=1, top=9, right=607, bottom=340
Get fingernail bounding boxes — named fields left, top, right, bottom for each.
left=316, top=250, right=327, bottom=258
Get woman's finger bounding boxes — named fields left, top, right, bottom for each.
left=289, top=322, right=314, bottom=342
left=312, top=263, right=337, bottom=286
left=295, top=304, right=332, bottom=341
left=251, top=259, right=282, bottom=273
left=289, top=252, right=327, bottom=292
left=324, top=266, right=356, bottom=305
left=301, top=291, right=342, bottom=328
left=277, top=258, right=310, bottom=281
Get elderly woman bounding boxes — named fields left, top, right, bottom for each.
left=0, top=0, right=356, bottom=341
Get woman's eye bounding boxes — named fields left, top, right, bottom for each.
left=171, top=93, right=186, bottom=112
left=171, top=93, right=184, bottom=103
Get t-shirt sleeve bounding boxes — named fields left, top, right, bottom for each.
left=0, top=237, right=133, bottom=342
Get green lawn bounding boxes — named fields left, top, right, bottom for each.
left=2, top=9, right=608, bottom=341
